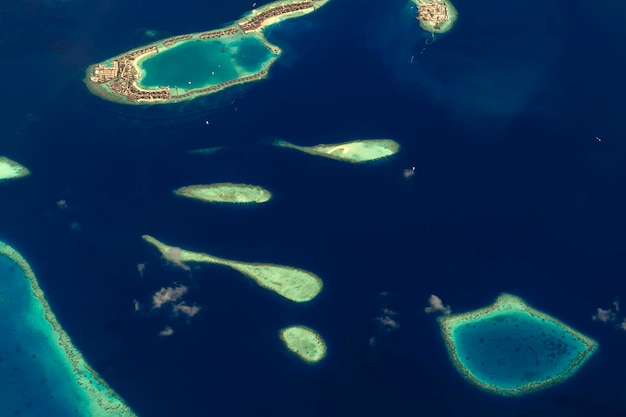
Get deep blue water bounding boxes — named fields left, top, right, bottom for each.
left=2, top=0, right=626, bottom=416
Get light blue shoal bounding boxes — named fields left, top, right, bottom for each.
left=0, top=241, right=136, bottom=417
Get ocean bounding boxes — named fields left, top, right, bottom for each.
left=1, top=0, right=626, bottom=416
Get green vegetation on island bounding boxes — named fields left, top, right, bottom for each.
left=0, top=241, right=136, bottom=416
left=174, top=183, right=272, bottom=204
left=412, top=0, right=458, bottom=34
left=0, top=156, right=30, bottom=181
left=142, top=235, right=323, bottom=302
left=274, top=138, right=400, bottom=163
left=85, top=0, right=330, bottom=104
left=280, top=325, right=327, bottom=363
left=438, top=293, right=598, bottom=396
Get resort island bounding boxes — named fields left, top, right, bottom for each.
left=412, top=0, right=458, bottom=34
left=85, top=0, right=330, bottom=104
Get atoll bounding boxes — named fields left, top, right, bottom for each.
left=85, top=0, right=330, bottom=104
left=438, top=293, right=598, bottom=396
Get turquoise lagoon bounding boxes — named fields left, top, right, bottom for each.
left=440, top=294, right=597, bottom=396
left=138, top=37, right=274, bottom=90
left=0, top=241, right=135, bottom=416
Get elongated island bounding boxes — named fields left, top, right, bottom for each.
left=85, top=0, right=330, bottom=104
left=412, top=0, right=457, bottom=34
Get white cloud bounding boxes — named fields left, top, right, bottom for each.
left=152, top=285, right=188, bottom=309
left=158, top=326, right=174, bottom=337
left=592, top=307, right=616, bottom=323
left=621, top=319, right=626, bottom=331
left=173, top=302, right=201, bottom=318
left=424, top=294, right=451, bottom=315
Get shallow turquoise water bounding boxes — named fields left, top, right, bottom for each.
left=234, top=37, right=273, bottom=72
left=0, top=252, right=77, bottom=415
left=451, top=312, right=588, bottom=392
left=139, top=37, right=271, bottom=89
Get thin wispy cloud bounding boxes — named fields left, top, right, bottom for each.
left=592, top=307, right=616, bottom=323
left=173, top=302, right=201, bottom=318
left=158, top=326, right=174, bottom=337
left=424, top=294, right=451, bottom=315
left=152, top=285, right=188, bottom=309
left=592, top=298, right=626, bottom=332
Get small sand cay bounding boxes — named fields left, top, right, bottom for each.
left=274, top=139, right=400, bottom=163
left=143, top=235, right=323, bottom=302
left=174, top=183, right=272, bottom=204
left=0, top=157, right=30, bottom=181
left=280, top=325, right=327, bottom=363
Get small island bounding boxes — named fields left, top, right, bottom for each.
left=0, top=156, right=30, bottom=181
left=439, top=293, right=598, bottom=396
left=174, top=183, right=272, bottom=204
left=280, top=325, right=327, bottom=363
left=412, top=0, right=458, bottom=34
left=274, top=139, right=400, bottom=163
left=142, top=235, right=323, bottom=302
left=85, top=0, right=330, bottom=104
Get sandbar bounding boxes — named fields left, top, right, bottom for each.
left=174, top=183, right=272, bottom=204
left=274, top=139, right=400, bottom=163
left=0, top=156, right=30, bottom=180
left=280, top=325, right=327, bottom=363
left=142, top=235, right=323, bottom=302
left=85, top=0, right=330, bottom=104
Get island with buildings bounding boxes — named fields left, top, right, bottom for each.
left=412, top=0, right=458, bottom=34
left=85, top=0, right=330, bottom=104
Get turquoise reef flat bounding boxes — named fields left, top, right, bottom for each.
left=0, top=241, right=136, bottom=416
left=439, top=293, right=598, bottom=396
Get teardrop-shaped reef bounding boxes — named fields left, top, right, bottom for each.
left=142, top=235, right=323, bottom=302
left=274, top=139, right=400, bottom=163
left=439, top=293, right=598, bottom=396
